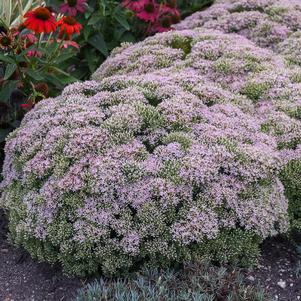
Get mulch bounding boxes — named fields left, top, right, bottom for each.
left=0, top=209, right=84, bottom=301
left=248, top=237, right=301, bottom=301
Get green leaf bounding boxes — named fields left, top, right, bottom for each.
left=4, top=64, right=17, bottom=80
left=54, top=52, right=76, bottom=64
left=49, top=67, right=78, bottom=84
left=27, top=69, right=44, bottom=81
left=88, top=34, right=108, bottom=57
left=45, top=42, right=58, bottom=56
left=47, top=73, right=78, bottom=88
left=0, top=52, right=14, bottom=64
left=0, top=80, right=18, bottom=102
left=114, top=27, right=126, bottom=41
left=88, top=13, right=101, bottom=26
left=84, top=48, right=100, bottom=73
left=9, top=120, right=21, bottom=128
left=121, top=32, right=136, bottom=43
left=83, top=25, right=93, bottom=41
left=0, top=128, right=12, bottom=143
left=46, top=74, right=62, bottom=88
left=114, top=11, right=130, bottom=30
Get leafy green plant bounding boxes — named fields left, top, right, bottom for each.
left=65, top=0, right=137, bottom=79
left=0, top=5, right=80, bottom=148
left=75, top=262, right=269, bottom=301
left=45, top=0, right=213, bottom=80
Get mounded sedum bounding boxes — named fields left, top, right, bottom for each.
left=175, top=0, right=301, bottom=43
left=93, top=29, right=301, bottom=148
left=1, top=6, right=301, bottom=276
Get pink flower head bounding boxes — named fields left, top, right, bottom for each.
left=160, top=2, right=180, bottom=17
left=60, top=0, right=87, bottom=17
left=60, top=39, right=80, bottom=50
left=137, top=1, right=159, bottom=22
left=22, top=33, right=38, bottom=44
left=26, top=49, right=43, bottom=57
left=122, top=0, right=148, bottom=13
left=153, top=16, right=173, bottom=33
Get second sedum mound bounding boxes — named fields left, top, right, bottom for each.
left=1, top=2, right=301, bottom=276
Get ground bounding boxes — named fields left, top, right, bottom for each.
left=0, top=209, right=83, bottom=301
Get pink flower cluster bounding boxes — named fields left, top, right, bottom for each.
left=122, top=0, right=180, bottom=33
left=175, top=0, right=301, bottom=65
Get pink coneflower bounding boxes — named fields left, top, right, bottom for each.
left=21, top=33, right=38, bottom=48
left=137, top=1, right=159, bottom=22
left=160, top=1, right=180, bottom=17
left=60, top=0, right=87, bottom=17
left=122, top=0, right=148, bottom=13
left=153, top=16, right=173, bottom=33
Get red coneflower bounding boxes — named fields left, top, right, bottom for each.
left=154, top=16, right=173, bottom=33
left=20, top=99, right=35, bottom=111
left=57, top=16, right=82, bottom=39
left=0, top=32, right=13, bottom=49
left=24, top=7, right=57, bottom=34
left=35, top=82, right=49, bottom=98
left=0, top=29, right=18, bottom=49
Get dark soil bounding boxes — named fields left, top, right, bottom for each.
left=0, top=206, right=300, bottom=301
left=0, top=210, right=84, bottom=301
left=247, top=237, right=301, bottom=301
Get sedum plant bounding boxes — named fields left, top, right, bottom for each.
left=175, top=0, right=301, bottom=65
left=1, top=24, right=300, bottom=276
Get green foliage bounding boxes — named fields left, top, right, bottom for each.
left=177, top=0, right=214, bottom=18
left=0, top=30, right=78, bottom=147
left=195, top=229, right=262, bottom=267
left=44, top=0, right=214, bottom=80
left=170, top=35, right=193, bottom=56
left=280, top=159, right=301, bottom=234
left=0, top=0, right=43, bottom=27
left=75, top=261, right=269, bottom=301
left=46, top=0, right=138, bottom=80
left=241, top=81, right=270, bottom=102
